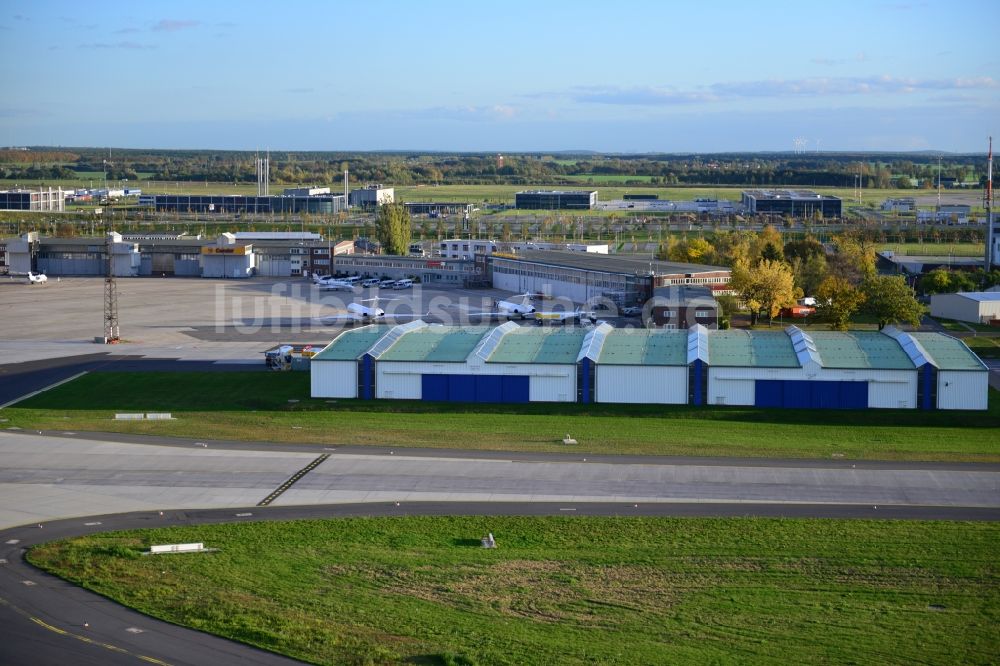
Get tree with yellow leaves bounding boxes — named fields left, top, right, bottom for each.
left=730, top=258, right=796, bottom=326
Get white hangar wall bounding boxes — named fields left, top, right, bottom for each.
left=595, top=366, right=687, bottom=404
left=310, top=360, right=358, bottom=398
left=937, top=370, right=989, bottom=411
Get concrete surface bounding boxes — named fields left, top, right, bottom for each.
left=2, top=431, right=997, bottom=530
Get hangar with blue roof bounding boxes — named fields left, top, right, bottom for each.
left=309, top=322, right=988, bottom=410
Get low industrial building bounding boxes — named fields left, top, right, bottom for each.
left=348, top=185, right=394, bottom=209
left=515, top=190, right=598, bottom=210
left=741, top=189, right=842, bottom=218
left=488, top=250, right=730, bottom=308
left=437, top=239, right=610, bottom=261
left=310, top=323, right=988, bottom=410
left=930, top=292, right=1000, bottom=324
left=332, top=253, right=479, bottom=285
left=881, top=198, right=916, bottom=213
left=0, top=188, right=65, bottom=212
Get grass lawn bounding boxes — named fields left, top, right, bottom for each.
left=27, top=517, right=1000, bottom=665
left=4, top=372, right=999, bottom=461
left=879, top=243, right=985, bottom=257
left=961, top=336, right=1000, bottom=359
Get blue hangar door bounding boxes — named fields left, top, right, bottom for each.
left=421, top=374, right=529, bottom=403
left=755, top=380, right=868, bottom=409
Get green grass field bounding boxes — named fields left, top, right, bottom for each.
left=878, top=243, right=985, bottom=257
left=0, top=177, right=934, bottom=208
left=27, top=516, right=1000, bottom=665
left=5, top=372, right=999, bottom=461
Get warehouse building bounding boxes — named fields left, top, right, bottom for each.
left=930, top=292, right=1000, bottom=324
left=741, top=189, right=842, bottom=218
left=488, top=250, right=730, bottom=308
left=0, top=188, right=65, bottom=212
left=310, top=323, right=988, bottom=410
left=515, top=190, right=598, bottom=210
left=578, top=326, right=691, bottom=404
left=6, top=232, right=141, bottom=276
left=312, top=321, right=586, bottom=402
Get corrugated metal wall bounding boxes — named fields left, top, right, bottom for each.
left=311, top=360, right=359, bottom=398
left=530, top=372, right=576, bottom=402
left=376, top=367, right=422, bottom=399
left=937, top=370, right=989, bottom=410
left=596, top=366, right=687, bottom=404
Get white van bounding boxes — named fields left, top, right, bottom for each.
left=393, top=279, right=414, bottom=290
left=361, top=278, right=380, bottom=287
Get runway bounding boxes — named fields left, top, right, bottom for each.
left=0, top=430, right=997, bottom=665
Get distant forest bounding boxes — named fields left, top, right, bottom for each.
left=0, top=148, right=991, bottom=190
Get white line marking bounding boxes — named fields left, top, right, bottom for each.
left=235, top=513, right=253, bottom=517
left=0, top=371, right=89, bottom=409
left=84, top=522, right=102, bottom=526
left=6, top=539, right=20, bottom=545
left=22, top=580, right=36, bottom=586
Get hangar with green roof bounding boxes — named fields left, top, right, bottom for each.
left=309, top=322, right=988, bottom=410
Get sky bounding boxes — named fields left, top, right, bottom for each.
left=1, top=0, right=998, bottom=153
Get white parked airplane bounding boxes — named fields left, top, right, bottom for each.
left=27, top=271, right=48, bottom=284
left=316, top=298, right=426, bottom=324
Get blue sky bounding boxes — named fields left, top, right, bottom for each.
left=2, top=0, right=997, bottom=152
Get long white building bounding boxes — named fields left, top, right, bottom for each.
left=310, top=323, right=989, bottom=410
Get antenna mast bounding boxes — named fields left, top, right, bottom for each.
left=986, top=137, right=994, bottom=273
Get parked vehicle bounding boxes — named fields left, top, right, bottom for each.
left=393, top=279, right=414, bottom=289
left=361, top=278, right=380, bottom=287
left=379, top=279, right=396, bottom=288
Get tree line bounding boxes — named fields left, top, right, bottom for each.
left=2, top=148, right=992, bottom=190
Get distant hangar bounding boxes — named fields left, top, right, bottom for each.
left=311, top=323, right=988, bottom=410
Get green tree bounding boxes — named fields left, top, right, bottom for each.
left=816, top=276, right=866, bottom=331
left=862, top=275, right=925, bottom=330
left=375, top=203, right=412, bottom=256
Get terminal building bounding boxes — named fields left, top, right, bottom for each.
left=141, top=193, right=347, bottom=215
left=310, top=322, right=988, bottom=410
left=515, top=190, right=598, bottom=210
left=404, top=202, right=474, bottom=217
left=0, top=188, right=65, bottom=212
left=741, top=189, right=842, bottom=218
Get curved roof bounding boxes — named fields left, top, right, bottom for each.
left=487, top=327, right=588, bottom=364
left=311, top=325, right=392, bottom=361
left=596, top=329, right=687, bottom=365
left=810, top=331, right=913, bottom=369
left=909, top=333, right=989, bottom=370
left=707, top=330, right=799, bottom=367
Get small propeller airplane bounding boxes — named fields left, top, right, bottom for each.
left=27, top=271, right=48, bottom=284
